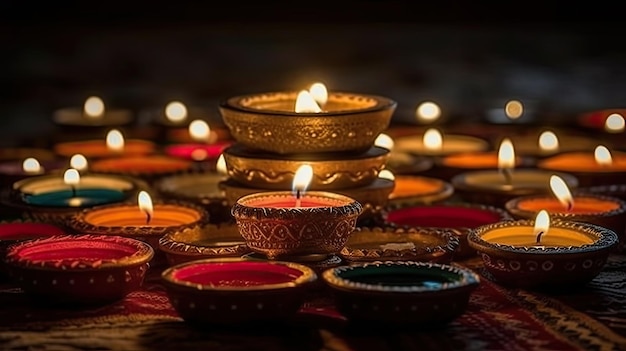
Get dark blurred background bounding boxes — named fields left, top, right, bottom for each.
left=2, top=1, right=626, bottom=145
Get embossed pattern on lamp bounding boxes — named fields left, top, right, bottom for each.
left=231, top=165, right=362, bottom=259
left=219, top=83, right=396, bottom=154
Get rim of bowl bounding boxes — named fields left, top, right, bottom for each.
left=468, top=219, right=619, bottom=254
left=505, top=193, right=626, bottom=219
left=322, top=261, right=480, bottom=293
left=220, top=91, right=397, bottom=117
left=161, top=257, right=318, bottom=291
left=5, top=234, right=154, bottom=270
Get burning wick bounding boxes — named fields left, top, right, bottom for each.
left=501, top=168, right=512, bottom=186
left=138, top=191, right=154, bottom=225
left=296, top=189, right=302, bottom=208
left=63, top=168, right=80, bottom=198
left=536, top=231, right=544, bottom=244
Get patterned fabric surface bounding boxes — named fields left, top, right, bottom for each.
left=1, top=255, right=625, bottom=351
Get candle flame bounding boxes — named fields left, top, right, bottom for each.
left=106, top=129, right=125, bottom=152
left=504, top=100, right=523, bottom=119
left=84, top=96, right=105, bottom=118
left=165, top=101, right=188, bottom=123
left=292, top=164, right=314, bottom=195
left=594, top=145, right=612, bottom=166
left=70, top=154, right=88, bottom=172
left=22, top=157, right=42, bottom=174
left=216, top=154, right=227, bottom=175
left=416, top=101, right=441, bottom=122
left=374, top=133, right=394, bottom=150
left=378, top=169, right=395, bottom=181
left=138, top=191, right=154, bottom=219
left=549, top=175, right=574, bottom=211
left=497, top=138, right=515, bottom=170
left=605, top=113, right=625, bottom=133
left=63, top=168, right=80, bottom=185
left=534, top=210, right=550, bottom=239
left=423, top=128, right=443, bottom=151
left=189, top=119, right=210, bottom=142
left=538, top=131, right=559, bottom=152
left=309, top=82, right=328, bottom=106
left=295, top=90, right=322, bottom=113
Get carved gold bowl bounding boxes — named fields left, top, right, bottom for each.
left=219, top=91, right=396, bottom=154
left=223, top=144, right=389, bottom=190
left=231, top=191, right=362, bottom=259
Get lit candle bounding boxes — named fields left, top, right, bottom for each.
left=70, top=154, right=88, bottom=173
left=415, top=101, right=441, bottom=123
left=163, top=120, right=231, bottom=162
left=53, top=130, right=155, bottom=159
left=504, top=130, right=597, bottom=157
left=468, top=214, right=619, bottom=288
left=451, top=145, right=579, bottom=206
left=231, top=189, right=362, bottom=259
left=394, top=128, right=489, bottom=157
left=0, top=156, right=66, bottom=188
left=292, top=164, right=313, bottom=208
left=52, top=96, right=133, bottom=127
left=605, top=113, right=625, bottom=133
left=505, top=175, right=626, bottom=246
left=17, top=170, right=130, bottom=208
left=68, top=196, right=210, bottom=254
left=537, top=145, right=626, bottom=186
left=165, top=101, right=188, bottom=124
left=90, top=155, right=193, bottom=181
left=219, top=83, right=396, bottom=154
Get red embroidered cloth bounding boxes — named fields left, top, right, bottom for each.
left=1, top=255, right=625, bottom=351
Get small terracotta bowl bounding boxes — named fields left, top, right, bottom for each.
left=158, top=223, right=251, bottom=266
left=219, top=91, right=396, bottom=154
left=384, top=203, right=513, bottom=259
left=162, top=258, right=317, bottom=324
left=468, top=220, right=619, bottom=289
left=322, top=261, right=480, bottom=326
left=222, top=144, right=389, bottom=190
left=340, top=226, right=459, bottom=263
left=4, top=235, right=153, bottom=305
left=231, top=191, right=362, bottom=259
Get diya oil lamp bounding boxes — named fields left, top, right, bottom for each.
left=231, top=165, right=362, bottom=260
left=163, top=119, right=231, bottom=164
left=89, top=154, right=193, bottom=184
left=154, top=155, right=230, bottom=223
left=322, top=261, right=480, bottom=326
left=219, top=82, right=396, bottom=154
left=52, top=96, right=134, bottom=129
left=68, top=190, right=209, bottom=255
left=393, top=127, right=490, bottom=158
left=374, top=133, right=433, bottom=175
left=578, top=109, right=626, bottom=132
left=504, top=130, right=598, bottom=158
left=158, top=222, right=250, bottom=266
left=536, top=145, right=626, bottom=187
left=5, top=169, right=138, bottom=226
left=339, top=226, right=459, bottom=264
left=54, top=129, right=156, bottom=159
left=383, top=170, right=454, bottom=207
left=384, top=203, right=513, bottom=259
left=451, top=138, right=579, bottom=207
left=0, top=156, right=65, bottom=189
left=435, top=149, right=526, bottom=181
left=469, top=210, right=619, bottom=288
left=505, top=174, right=626, bottom=249
left=222, top=143, right=389, bottom=190
left=4, top=234, right=153, bottom=306
left=162, top=258, right=317, bottom=324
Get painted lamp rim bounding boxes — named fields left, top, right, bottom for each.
left=468, top=219, right=619, bottom=255
left=161, top=257, right=317, bottom=292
